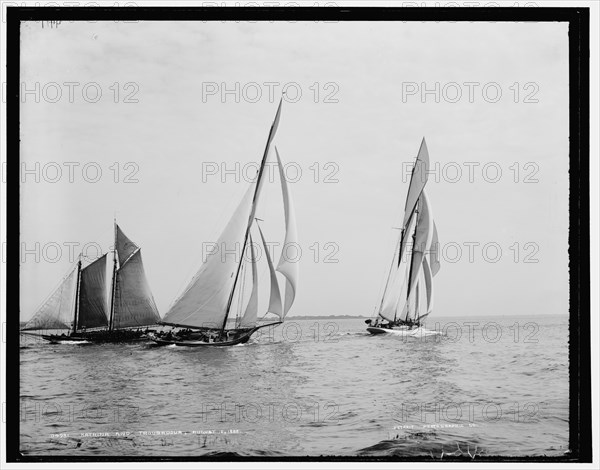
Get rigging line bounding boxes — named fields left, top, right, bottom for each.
left=220, top=98, right=283, bottom=336
left=109, top=220, right=118, bottom=332
left=236, top=252, right=247, bottom=327
left=24, top=261, right=79, bottom=324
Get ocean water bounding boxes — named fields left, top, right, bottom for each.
left=19, top=314, right=568, bottom=458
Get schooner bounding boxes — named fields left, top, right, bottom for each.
left=20, top=223, right=161, bottom=343
left=151, top=99, right=298, bottom=347
left=366, top=138, right=441, bottom=335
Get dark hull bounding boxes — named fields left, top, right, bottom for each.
left=41, top=330, right=153, bottom=344
left=151, top=329, right=256, bottom=347
left=366, top=327, right=390, bottom=335
left=151, top=322, right=282, bottom=347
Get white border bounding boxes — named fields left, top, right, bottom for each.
left=1, top=1, right=597, bottom=469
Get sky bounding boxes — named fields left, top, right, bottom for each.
left=19, top=20, right=569, bottom=320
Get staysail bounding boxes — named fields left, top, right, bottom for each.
left=430, top=221, right=441, bottom=277
left=21, top=265, right=79, bottom=331
left=415, top=256, right=434, bottom=323
left=238, top=234, right=259, bottom=329
left=379, top=251, right=409, bottom=321
left=257, top=223, right=283, bottom=319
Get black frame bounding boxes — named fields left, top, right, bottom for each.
left=5, top=6, right=591, bottom=463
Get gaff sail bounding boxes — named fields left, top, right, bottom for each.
left=77, top=254, right=109, bottom=330
left=23, top=224, right=161, bottom=334
left=113, top=249, right=161, bottom=329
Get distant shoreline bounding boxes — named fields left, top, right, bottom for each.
left=19, top=312, right=567, bottom=327
left=284, top=315, right=367, bottom=320
left=18, top=316, right=368, bottom=328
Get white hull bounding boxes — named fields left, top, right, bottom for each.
left=367, top=326, right=442, bottom=337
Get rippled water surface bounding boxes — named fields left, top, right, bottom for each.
left=20, top=315, right=568, bottom=457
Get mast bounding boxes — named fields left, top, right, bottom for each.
left=72, top=254, right=83, bottom=334
left=378, top=151, right=420, bottom=312
left=404, top=205, right=420, bottom=321
left=109, top=218, right=117, bottom=332
left=398, top=210, right=417, bottom=267
left=219, top=98, right=283, bottom=336
left=235, top=260, right=247, bottom=328
left=397, top=158, right=417, bottom=269
left=415, top=280, right=420, bottom=321
left=380, top=140, right=428, bottom=318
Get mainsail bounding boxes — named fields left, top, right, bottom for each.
left=112, top=248, right=161, bottom=329
left=162, top=186, right=256, bottom=329
left=162, top=99, right=291, bottom=331
left=398, top=138, right=430, bottom=265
